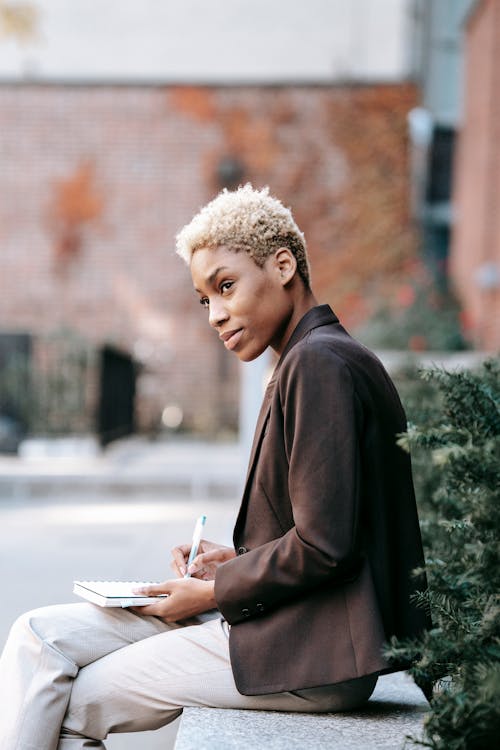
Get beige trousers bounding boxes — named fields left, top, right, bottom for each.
left=0, top=603, right=377, bottom=750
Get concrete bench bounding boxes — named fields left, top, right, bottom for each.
left=174, top=672, right=428, bottom=750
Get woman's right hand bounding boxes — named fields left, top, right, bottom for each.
left=171, top=540, right=236, bottom=580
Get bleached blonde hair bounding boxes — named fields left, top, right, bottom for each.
left=175, top=184, right=310, bottom=287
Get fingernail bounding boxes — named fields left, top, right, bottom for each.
left=179, top=566, right=186, bottom=576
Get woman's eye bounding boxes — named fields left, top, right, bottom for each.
left=199, top=297, right=209, bottom=308
left=220, top=281, right=233, bottom=294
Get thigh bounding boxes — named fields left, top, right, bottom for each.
left=15, top=602, right=174, bottom=667
left=63, top=616, right=235, bottom=737
left=63, top=617, right=374, bottom=742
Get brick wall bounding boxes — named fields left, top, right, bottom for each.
left=0, top=83, right=418, bottom=435
left=450, top=0, right=500, bottom=351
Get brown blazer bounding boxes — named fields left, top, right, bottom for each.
left=214, top=305, right=431, bottom=695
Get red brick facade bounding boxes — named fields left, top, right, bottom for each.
left=450, top=0, right=500, bottom=351
left=0, top=84, right=418, bottom=434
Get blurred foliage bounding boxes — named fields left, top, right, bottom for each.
left=0, top=348, right=30, bottom=451
left=392, top=366, right=445, bottom=506
left=0, top=330, right=94, bottom=442
left=387, top=360, right=500, bottom=749
left=356, top=281, right=468, bottom=352
left=47, top=161, right=104, bottom=267
left=0, top=0, right=38, bottom=42
left=31, top=330, right=95, bottom=435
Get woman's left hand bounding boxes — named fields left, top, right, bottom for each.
left=130, top=578, right=216, bottom=622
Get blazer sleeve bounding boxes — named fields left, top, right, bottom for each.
left=214, top=341, right=365, bottom=625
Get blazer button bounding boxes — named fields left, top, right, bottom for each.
left=241, top=608, right=250, bottom=618
left=256, top=603, right=265, bottom=613
left=237, top=546, right=248, bottom=555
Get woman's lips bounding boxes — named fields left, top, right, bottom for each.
left=221, top=329, right=243, bottom=350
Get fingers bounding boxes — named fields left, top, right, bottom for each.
left=129, top=582, right=173, bottom=618
left=129, top=603, right=158, bottom=616
left=132, top=581, right=172, bottom=597
left=131, top=578, right=216, bottom=622
left=169, top=541, right=235, bottom=578
left=187, top=548, right=232, bottom=576
left=129, top=597, right=173, bottom=619
left=171, top=545, right=191, bottom=578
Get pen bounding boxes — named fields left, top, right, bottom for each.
left=184, top=514, right=206, bottom=578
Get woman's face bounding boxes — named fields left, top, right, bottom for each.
left=190, top=245, right=295, bottom=361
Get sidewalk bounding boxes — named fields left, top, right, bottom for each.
left=0, top=436, right=244, bottom=501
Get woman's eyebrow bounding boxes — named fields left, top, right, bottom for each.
left=194, top=266, right=229, bottom=294
left=207, top=266, right=229, bottom=285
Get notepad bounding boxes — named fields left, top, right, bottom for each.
left=73, top=581, right=167, bottom=608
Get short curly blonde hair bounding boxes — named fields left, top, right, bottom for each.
left=175, top=184, right=310, bottom=287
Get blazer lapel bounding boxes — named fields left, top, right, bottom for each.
left=233, top=376, right=276, bottom=541
left=233, top=305, right=339, bottom=544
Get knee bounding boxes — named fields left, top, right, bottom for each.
left=8, top=605, right=59, bottom=645
left=8, top=604, right=82, bottom=652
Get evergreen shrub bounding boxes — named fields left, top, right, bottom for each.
left=388, top=359, right=500, bottom=750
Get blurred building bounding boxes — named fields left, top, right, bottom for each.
left=409, top=0, right=499, bottom=351
left=0, top=0, right=422, bottom=443
left=407, top=0, right=470, bottom=291
left=450, top=0, right=500, bottom=350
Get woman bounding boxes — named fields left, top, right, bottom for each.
left=0, top=185, right=430, bottom=749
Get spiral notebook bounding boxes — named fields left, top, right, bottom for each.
left=73, top=580, right=167, bottom=608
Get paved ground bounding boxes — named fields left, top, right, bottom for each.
left=0, top=436, right=244, bottom=501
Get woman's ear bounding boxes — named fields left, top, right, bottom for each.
left=274, top=247, right=297, bottom=286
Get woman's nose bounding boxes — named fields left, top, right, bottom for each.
left=208, top=299, right=229, bottom=329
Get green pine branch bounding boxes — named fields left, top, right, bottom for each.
left=386, top=359, right=500, bottom=749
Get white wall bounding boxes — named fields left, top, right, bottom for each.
left=0, top=0, right=413, bottom=83
left=412, top=0, right=474, bottom=125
